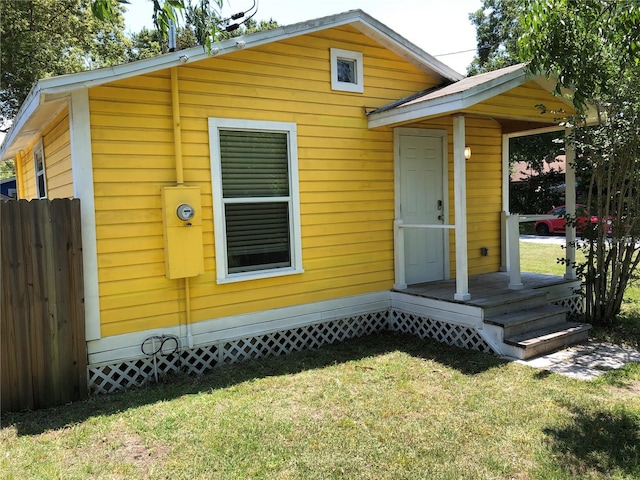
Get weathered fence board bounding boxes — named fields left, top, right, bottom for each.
left=1, top=199, right=87, bottom=413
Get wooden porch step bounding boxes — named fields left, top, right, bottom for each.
left=504, top=322, right=592, bottom=360
left=484, top=304, right=569, bottom=338
left=473, top=290, right=548, bottom=318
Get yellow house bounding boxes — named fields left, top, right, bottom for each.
left=0, top=10, right=589, bottom=393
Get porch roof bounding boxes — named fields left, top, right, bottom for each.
left=367, top=63, right=576, bottom=132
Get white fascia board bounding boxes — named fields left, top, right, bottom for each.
left=0, top=84, right=42, bottom=160
left=38, top=10, right=373, bottom=96
left=352, top=19, right=463, bottom=82
left=37, top=10, right=460, bottom=96
left=368, top=68, right=529, bottom=128
left=369, top=96, right=465, bottom=128
left=38, top=51, right=208, bottom=95
left=504, top=125, right=565, bottom=139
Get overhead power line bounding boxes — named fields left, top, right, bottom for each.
left=434, top=48, right=478, bottom=57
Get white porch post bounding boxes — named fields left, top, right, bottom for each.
left=501, top=134, right=510, bottom=272
left=507, top=213, right=523, bottom=289
left=393, top=219, right=407, bottom=290
left=564, top=128, right=577, bottom=280
left=501, top=133, right=523, bottom=289
left=453, top=115, right=471, bottom=301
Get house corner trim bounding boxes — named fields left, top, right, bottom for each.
left=69, top=89, right=101, bottom=341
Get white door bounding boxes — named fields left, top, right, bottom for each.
left=400, top=134, right=445, bottom=284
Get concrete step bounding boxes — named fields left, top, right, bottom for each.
left=484, top=304, right=569, bottom=338
left=504, top=322, right=592, bottom=360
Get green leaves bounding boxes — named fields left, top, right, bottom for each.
left=90, top=0, right=224, bottom=48
left=480, top=0, right=640, bottom=326
left=467, top=0, right=523, bottom=75
left=520, top=0, right=640, bottom=114
left=1, top=0, right=130, bottom=125
left=91, top=0, right=129, bottom=22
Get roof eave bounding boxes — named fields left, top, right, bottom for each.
left=368, top=66, right=530, bottom=128
left=33, top=9, right=462, bottom=96
left=1, top=84, right=42, bottom=161
left=350, top=14, right=463, bottom=82
left=1, top=9, right=465, bottom=158
left=531, top=75, right=600, bottom=125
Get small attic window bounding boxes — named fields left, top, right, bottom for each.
left=330, top=48, right=364, bottom=93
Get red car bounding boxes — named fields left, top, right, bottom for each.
left=534, top=205, right=601, bottom=235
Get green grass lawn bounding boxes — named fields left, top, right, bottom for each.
left=2, top=333, right=639, bottom=480
left=520, top=239, right=574, bottom=276
left=1, top=241, right=639, bottom=479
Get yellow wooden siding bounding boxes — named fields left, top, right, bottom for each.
left=14, top=107, right=72, bottom=200
left=462, top=119, right=503, bottom=276
left=464, top=81, right=574, bottom=123
left=90, top=25, right=441, bottom=337
left=18, top=142, right=37, bottom=200
left=42, top=108, right=73, bottom=199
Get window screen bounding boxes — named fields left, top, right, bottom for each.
left=219, top=130, right=292, bottom=274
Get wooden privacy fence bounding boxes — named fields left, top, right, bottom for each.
left=1, top=199, right=87, bottom=413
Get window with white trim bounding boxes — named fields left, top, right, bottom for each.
left=209, top=118, right=303, bottom=283
left=330, top=48, right=364, bottom=93
left=33, top=140, right=47, bottom=198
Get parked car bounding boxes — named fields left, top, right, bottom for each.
left=534, top=204, right=609, bottom=235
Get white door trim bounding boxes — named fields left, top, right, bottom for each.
left=393, top=127, right=450, bottom=289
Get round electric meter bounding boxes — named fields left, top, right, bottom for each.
left=176, top=203, right=195, bottom=221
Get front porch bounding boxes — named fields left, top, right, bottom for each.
left=369, top=64, right=593, bottom=303
left=390, top=272, right=590, bottom=360
left=398, top=271, right=579, bottom=305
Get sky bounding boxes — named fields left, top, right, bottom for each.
left=123, top=0, right=484, bottom=75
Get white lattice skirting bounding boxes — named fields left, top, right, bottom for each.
left=88, top=311, right=390, bottom=394
left=87, top=307, right=507, bottom=394
left=87, top=288, right=586, bottom=394
left=553, top=294, right=584, bottom=317
left=390, top=310, right=497, bottom=355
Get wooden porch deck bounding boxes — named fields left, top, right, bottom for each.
left=391, top=272, right=588, bottom=360
left=396, top=271, right=578, bottom=306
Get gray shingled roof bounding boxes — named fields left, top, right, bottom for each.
left=371, top=63, right=527, bottom=115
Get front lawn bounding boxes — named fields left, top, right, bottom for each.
left=2, top=331, right=639, bottom=479
left=2, top=240, right=639, bottom=479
